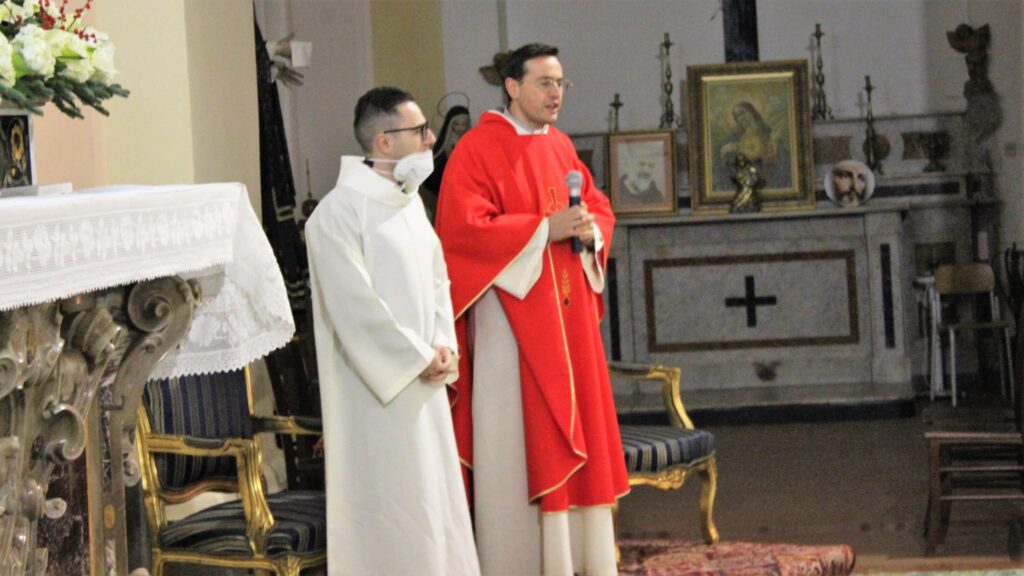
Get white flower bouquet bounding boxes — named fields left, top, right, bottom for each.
left=0, top=0, right=127, bottom=118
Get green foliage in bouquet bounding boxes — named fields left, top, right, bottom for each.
left=0, top=0, right=128, bottom=118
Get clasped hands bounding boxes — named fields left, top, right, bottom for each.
left=316, top=348, right=454, bottom=457
left=420, top=345, right=456, bottom=382
left=548, top=202, right=595, bottom=248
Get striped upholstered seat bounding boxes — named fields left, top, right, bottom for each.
left=160, top=490, right=326, bottom=557
left=137, top=367, right=325, bottom=576
left=620, top=425, right=716, bottom=475
left=143, top=371, right=255, bottom=492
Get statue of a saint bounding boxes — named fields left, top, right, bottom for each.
left=947, top=24, right=994, bottom=97
left=729, top=153, right=764, bottom=213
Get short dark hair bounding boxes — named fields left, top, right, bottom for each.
left=499, top=43, right=559, bottom=103
left=353, top=86, right=415, bottom=153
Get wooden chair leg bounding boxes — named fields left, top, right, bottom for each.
left=925, top=440, right=942, bottom=555
left=699, top=457, right=720, bottom=545
left=997, top=330, right=1007, bottom=398
left=939, top=469, right=953, bottom=544
left=1004, top=328, right=1015, bottom=403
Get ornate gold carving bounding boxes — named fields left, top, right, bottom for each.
left=628, top=466, right=689, bottom=490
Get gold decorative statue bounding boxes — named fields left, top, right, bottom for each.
left=729, top=153, right=764, bottom=213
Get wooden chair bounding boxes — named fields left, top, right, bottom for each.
left=136, top=367, right=325, bottom=576
left=611, top=362, right=719, bottom=544
left=923, top=299, right=1024, bottom=555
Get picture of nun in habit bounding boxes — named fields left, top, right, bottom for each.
left=421, top=104, right=470, bottom=223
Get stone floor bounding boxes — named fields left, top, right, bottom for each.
left=616, top=399, right=1024, bottom=573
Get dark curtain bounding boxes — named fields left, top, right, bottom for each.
left=254, top=18, right=323, bottom=491
left=254, top=18, right=309, bottom=334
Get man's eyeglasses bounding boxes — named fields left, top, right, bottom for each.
left=531, top=78, right=573, bottom=92
left=383, top=122, right=430, bottom=139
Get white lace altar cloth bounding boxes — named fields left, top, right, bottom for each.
left=0, top=183, right=295, bottom=379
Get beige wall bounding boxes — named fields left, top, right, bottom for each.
left=371, top=0, right=445, bottom=125
left=32, top=0, right=261, bottom=216
left=32, top=105, right=104, bottom=188
left=184, top=0, right=260, bottom=211
left=35, top=1, right=194, bottom=187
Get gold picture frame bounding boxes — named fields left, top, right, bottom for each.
left=607, top=130, right=677, bottom=217
left=686, top=59, right=814, bottom=215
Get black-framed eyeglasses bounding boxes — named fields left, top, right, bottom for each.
left=383, top=122, right=430, bottom=139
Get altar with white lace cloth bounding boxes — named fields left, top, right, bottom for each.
left=0, top=182, right=295, bottom=378
left=0, top=182, right=295, bottom=576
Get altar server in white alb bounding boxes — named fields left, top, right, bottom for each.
left=305, top=86, right=480, bottom=576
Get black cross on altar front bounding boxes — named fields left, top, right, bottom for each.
left=725, top=276, right=777, bottom=327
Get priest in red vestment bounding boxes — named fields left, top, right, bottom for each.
left=435, top=43, right=629, bottom=576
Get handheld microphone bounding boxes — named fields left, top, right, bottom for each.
left=566, top=170, right=584, bottom=253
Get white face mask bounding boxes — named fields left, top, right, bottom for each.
left=369, top=150, right=434, bottom=192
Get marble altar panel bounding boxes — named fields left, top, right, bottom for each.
left=607, top=207, right=912, bottom=409
left=646, top=251, right=857, bottom=350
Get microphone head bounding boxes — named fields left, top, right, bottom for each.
left=566, top=170, right=583, bottom=197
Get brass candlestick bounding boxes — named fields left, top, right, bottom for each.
left=811, top=23, right=832, bottom=120
left=610, top=93, right=623, bottom=132
left=659, top=33, right=679, bottom=129
left=861, top=75, right=889, bottom=174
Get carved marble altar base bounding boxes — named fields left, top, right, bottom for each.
left=0, top=277, right=198, bottom=576
left=0, top=182, right=294, bottom=575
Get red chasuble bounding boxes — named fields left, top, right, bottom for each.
left=436, top=112, right=629, bottom=512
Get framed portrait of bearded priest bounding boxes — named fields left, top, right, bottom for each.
left=606, top=130, right=677, bottom=217
left=686, top=59, right=815, bottom=215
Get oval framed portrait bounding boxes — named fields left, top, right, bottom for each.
left=825, top=159, right=875, bottom=207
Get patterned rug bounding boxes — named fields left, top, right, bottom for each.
left=618, top=539, right=856, bottom=576
left=865, top=572, right=1024, bottom=575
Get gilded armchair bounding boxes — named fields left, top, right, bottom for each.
left=611, top=362, right=719, bottom=544
left=136, top=367, right=326, bottom=576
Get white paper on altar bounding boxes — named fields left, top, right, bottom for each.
left=0, top=183, right=295, bottom=379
